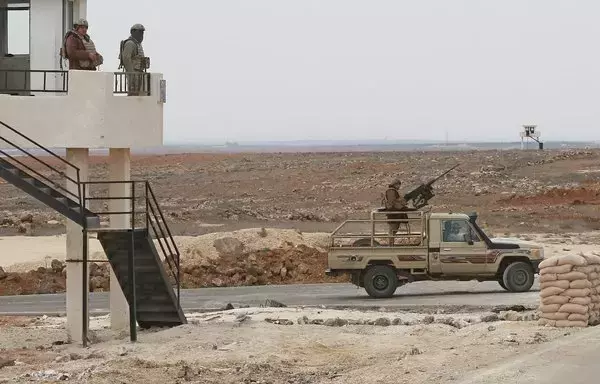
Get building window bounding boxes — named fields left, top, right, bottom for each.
left=7, top=2, right=30, bottom=55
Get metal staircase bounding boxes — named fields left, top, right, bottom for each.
left=0, top=120, right=186, bottom=339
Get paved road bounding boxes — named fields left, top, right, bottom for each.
left=0, top=279, right=541, bottom=315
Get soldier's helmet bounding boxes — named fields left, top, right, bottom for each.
left=388, top=179, right=402, bottom=188
left=74, top=18, right=88, bottom=27
left=130, top=23, right=145, bottom=32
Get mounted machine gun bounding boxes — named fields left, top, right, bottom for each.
left=403, top=164, right=459, bottom=209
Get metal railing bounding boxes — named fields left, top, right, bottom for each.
left=79, top=180, right=182, bottom=306
left=113, top=72, right=151, bottom=95
left=0, top=120, right=82, bottom=207
left=330, top=209, right=428, bottom=248
left=0, top=69, right=69, bottom=94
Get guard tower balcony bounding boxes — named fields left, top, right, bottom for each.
left=0, top=69, right=166, bottom=148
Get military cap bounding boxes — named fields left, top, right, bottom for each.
left=389, top=179, right=402, bottom=187
left=130, top=23, right=145, bottom=31
left=74, top=18, right=88, bottom=27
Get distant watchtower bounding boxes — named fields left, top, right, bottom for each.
left=520, top=124, right=543, bottom=150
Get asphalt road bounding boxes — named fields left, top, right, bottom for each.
left=0, top=279, right=541, bottom=315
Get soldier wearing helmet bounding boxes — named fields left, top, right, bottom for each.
left=63, top=18, right=103, bottom=70
left=119, top=23, right=150, bottom=96
left=382, top=178, right=410, bottom=245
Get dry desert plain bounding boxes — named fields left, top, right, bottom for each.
left=1, top=147, right=600, bottom=383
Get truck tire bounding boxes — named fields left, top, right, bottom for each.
left=498, top=278, right=508, bottom=291
left=502, top=261, right=534, bottom=292
left=363, top=265, right=398, bottom=298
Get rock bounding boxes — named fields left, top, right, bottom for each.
left=19, top=213, right=33, bottom=223
left=47, top=220, right=60, bottom=226
left=0, top=358, right=15, bottom=369
left=17, top=222, right=32, bottom=235
left=264, top=318, right=293, bottom=325
left=499, top=311, right=521, bottom=321
left=297, top=316, right=309, bottom=325
left=297, top=263, right=310, bottom=274
left=324, top=318, right=348, bottom=327
left=264, top=299, right=286, bottom=308
left=392, top=318, right=402, bottom=325
left=422, top=315, right=435, bottom=324
left=487, top=325, right=496, bottom=331
left=89, top=276, right=107, bottom=291
left=258, top=228, right=267, bottom=237
left=0, top=267, right=6, bottom=280
left=244, top=275, right=258, bottom=285
left=51, top=259, right=65, bottom=273
left=374, top=317, right=391, bottom=326
left=54, top=355, right=71, bottom=363
left=280, top=267, right=288, bottom=278
left=222, top=303, right=235, bottom=311
left=213, top=237, right=244, bottom=257
left=210, top=278, right=224, bottom=287
left=0, top=217, right=15, bottom=226
left=481, top=314, right=499, bottom=322
left=309, top=319, right=324, bottom=325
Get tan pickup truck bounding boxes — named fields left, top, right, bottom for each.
left=325, top=209, right=544, bottom=298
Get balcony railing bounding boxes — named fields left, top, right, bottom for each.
left=113, top=72, right=152, bottom=96
left=0, top=69, right=152, bottom=97
left=0, top=69, right=68, bottom=94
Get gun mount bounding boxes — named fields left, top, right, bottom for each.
left=403, top=164, right=459, bottom=209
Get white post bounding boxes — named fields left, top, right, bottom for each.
left=108, top=148, right=131, bottom=332
left=65, top=148, right=89, bottom=344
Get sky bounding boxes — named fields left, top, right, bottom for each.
left=7, top=0, right=600, bottom=144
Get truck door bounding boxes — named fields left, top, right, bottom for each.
left=439, top=219, right=487, bottom=275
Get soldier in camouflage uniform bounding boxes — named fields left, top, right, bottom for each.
left=382, top=179, right=410, bottom=245
left=119, top=23, right=149, bottom=96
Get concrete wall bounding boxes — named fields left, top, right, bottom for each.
left=0, top=70, right=164, bottom=148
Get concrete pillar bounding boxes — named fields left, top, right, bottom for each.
left=0, top=0, right=7, bottom=57
left=65, top=148, right=89, bottom=344
left=108, top=148, right=131, bottom=332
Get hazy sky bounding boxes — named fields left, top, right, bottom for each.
left=8, top=1, right=600, bottom=143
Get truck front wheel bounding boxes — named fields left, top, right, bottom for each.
left=502, top=261, right=534, bottom=292
left=363, top=265, right=398, bottom=298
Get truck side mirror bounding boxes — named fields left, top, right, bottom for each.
left=463, top=233, right=474, bottom=245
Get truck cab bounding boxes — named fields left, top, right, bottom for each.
left=326, top=209, right=544, bottom=298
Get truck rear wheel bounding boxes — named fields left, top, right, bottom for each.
left=502, top=261, right=534, bottom=292
left=363, top=265, right=398, bottom=298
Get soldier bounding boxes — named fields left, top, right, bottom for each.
left=382, top=179, right=414, bottom=245
left=119, top=23, right=150, bottom=95
left=63, top=18, right=103, bottom=70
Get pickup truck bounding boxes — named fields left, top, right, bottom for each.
left=325, top=208, right=544, bottom=298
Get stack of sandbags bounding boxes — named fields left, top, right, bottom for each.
left=538, top=254, right=593, bottom=327
left=583, top=254, right=600, bottom=325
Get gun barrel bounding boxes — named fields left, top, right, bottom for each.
left=425, top=163, right=459, bottom=185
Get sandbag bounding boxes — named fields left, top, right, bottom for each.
left=570, top=279, right=592, bottom=289
left=540, top=286, right=565, bottom=297
left=540, top=280, right=570, bottom=290
left=557, top=254, right=587, bottom=266
left=561, top=288, right=591, bottom=298
left=540, top=273, right=558, bottom=282
left=573, top=265, right=595, bottom=274
left=538, top=318, right=557, bottom=326
left=570, top=296, right=592, bottom=305
left=557, top=271, right=588, bottom=281
left=559, top=303, right=589, bottom=315
left=538, top=304, right=561, bottom=313
left=542, top=295, right=570, bottom=305
left=555, top=320, right=587, bottom=327
left=568, top=313, right=590, bottom=322
left=590, top=272, right=599, bottom=280
left=539, top=257, right=559, bottom=269
left=583, top=254, right=600, bottom=265
left=540, top=312, right=569, bottom=321
left=540, top=264, right=573, bottom=275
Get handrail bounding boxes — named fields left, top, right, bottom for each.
left=146, top=182, right=181, bottom=305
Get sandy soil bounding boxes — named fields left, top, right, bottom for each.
left=0, top=306, right=577, bottom=384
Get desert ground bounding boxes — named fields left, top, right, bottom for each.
left=1, top=148, right=600, bottom=382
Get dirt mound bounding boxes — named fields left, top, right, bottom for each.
left=177, top=243, right=347, bottom=288
left=499, top=186, right=600, bottom=206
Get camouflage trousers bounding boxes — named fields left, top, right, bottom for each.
left=127, top=71, right=148, bottom=96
